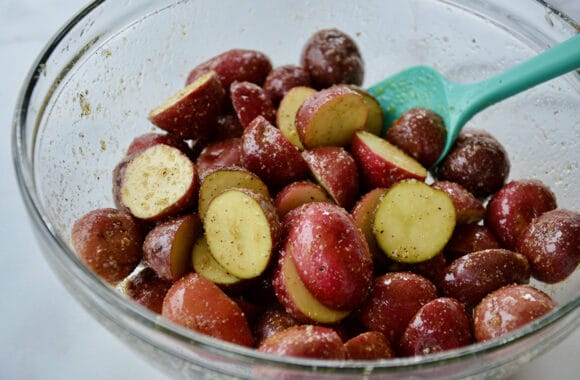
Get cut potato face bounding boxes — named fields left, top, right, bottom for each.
left=204, top=189, right=279, bottom=279
left=191, top=235, right=242, bottom=286
left=374, top=180, right=456, bottom=263
left=277, top=86, right=316, bottom=150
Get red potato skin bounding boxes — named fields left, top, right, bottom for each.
left=399, top=297, right=473, bottom=357
left=444, top=224, right=500, bottom=262
left=263, top=64, right=312, bottom=105
left=344, top=331, right=396, bottom=360
left=258, top=325, right=346, bottom=360
left=212, top=114, right=245, bottom=140
left=285, top=202, right=373, bottom=310
left=230, top=81, right=277, bottom=128
left=125, top=267, right=173, bottom=314
left=516, top=209, right=580, bottom=284
left=357, top=272, right=438, bottom=345
left=126, top=132, right=194, bottom=160
left=439, top=249, right=530, bottom=309
left=274, top=180, right=333, bottom=218
left=241, top=116, right=310, bottom=187
left=162, top=273, right=253, bottom=347
left=473, top=284, right=557, bottom=342
left=186, top=49, right=273, bottom=89
left=302, top=146, right=360, bottom=209
left=195, top=137, right=243, bottom=179
left=485, top=179, right=557, bottom=250
left=71, top=208, right=144, bottom=285
left=252, top=306, right=301, bottom=346
left=432, top=181, right=485, bottom=225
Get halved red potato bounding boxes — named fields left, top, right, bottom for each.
left=302, top=146, right=360, bottom=209
left=143, top=213, right=201, bottom=282
left=252, top=306, right=301, bottom=346
left=191, top=235, right=245, bottom=289
left=113, top=144, right=198, bottom=221
left=124, top=267, right=173, bottom=314
left=348, top=85, right=384, bottom=136
left=277, top=86, right=316, bottom=150
left=195, top=137, right=243, bottom=179
left=258, top=325, right=346, bottom=360
left=350, top=187, right=389, bottom=265
left=263, top=64, right=312, bottom=105
left=71, top=208, right=143, bottom=285
left=126, top=132, right=193, bottom=159
left=230, top=81, right=277, bottom=128
left=241, top=116, right=309, bottom=187
left=351, top=130, right=427, bottom=190
left=344, top=331, right=395, bottom=360
left=162, top=273, right=253, bottom=347
left=148, top=71, right=225, bottom=140
left=274, top=180, right=333, bottom=218
left=432, top=181, right=485, bottom=225
left=373, top=180, right=455, bottom=263
left=204, top=188, right=280, bottom=279
left=295, top=85, right=368, bottom=148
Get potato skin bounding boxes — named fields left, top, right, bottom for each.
left=344, top=331, right=395, bottom=360
left=473, top=284, right=557, bottom=342
left=125, top=267, right=173, bottom=314
left=126, top=132, right=193, bottom=159
left=432, top=181, right=485, bottom=225
left=230, top=81, right=277, bottom=128
left=301, top=28, right=364, bottom=89
left=195, top=137, right=243, bottom=179
left=263, top=64, right=312, bottom=105
left=252, top=307, right=300, bottom=346
left=444, top=224, right=500, bottom=262
left=71, top=208, right=144, bottom=284
left=516, top=209, right=580, bottom=284
left=258, top=325, right=346, bottom=360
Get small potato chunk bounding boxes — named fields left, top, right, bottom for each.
left=241, top=116, right=310, bottom=187
left=124, top=267, right=173, bottom=314
left=373, top=180, right=455, bottom=263
left=516, top=209, right=579, bottom=284
left=473, top=284, right=557, bottom=342
left=195, top=137, right=243, bottom=179
left=126, top=132, right=193, bottom=159
left=351, top=131, right=427, bottom=190
left=277, top=86, right=316, bottom=150
left=274, top=180, right=333, bottom=218
left=344, top=331, right=395, bottom=360
left=432, top=181, right=485, bottom=225
left=263, top=64, right=312, bottom=105
left=258, top=325, right=346, bottom=360
left=386, top=108, right=447, bottom=168
left=71, top=208, right=143, bottom=285
left=148, top=71, right=225, bottom=140
left=230, top=81, right=277, bottom=128
left=485, top=179, right=557, bottom=250
left=162, top=273, right=253, bottom=346
left=143, top=214, right=201, bottom=282
left=351, top=187, right=389, bottom=266
left=444, top=224, right=500, bottom=262
left=439, top=249, right=530, bottom=308
left=204, top=188, right=280, bottom=279
left=358, top=272, right=438, bottom=345
left=113, top=144, right=198, bottom=222
left=191, top=235, right=244, bottom=289
left=252, top=306, right=300, bottom=346
left=435, top=128, right=510, bottom=198
left=348, top=86, right=385, bottom=136
left=296, top=85, right=368, bottom=149
left=302, top=146, right=360, bottom=209
left=399, top=297, right=473, bottom=356
left=301, top=28, right=364, bottom=89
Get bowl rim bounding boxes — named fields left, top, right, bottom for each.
left=11, top=0, right=580, bottom=375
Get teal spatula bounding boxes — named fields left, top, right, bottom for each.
left=367, top=34, right=580, bottom=165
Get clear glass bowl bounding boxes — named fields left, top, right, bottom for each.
left=12, top=0, right=579, bottom=379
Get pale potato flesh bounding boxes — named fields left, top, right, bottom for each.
left=374, top=180, right=455, bottom=263
left=277, top=86, right=315, bottom=150
left=191, top=235, right=241, bottom=285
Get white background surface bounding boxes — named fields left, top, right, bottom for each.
left=1, top=1, right=578, bottom=379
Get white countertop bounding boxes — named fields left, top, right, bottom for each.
left=1, top=1, right=578, bottom=379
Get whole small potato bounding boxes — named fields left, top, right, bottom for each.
left=344, top=331, right=395, bottom=360
left=301, top=28, right=364, bottom=89
left=258, top=325, right=346, bottom=359
left=444, top=224, right=500, bottom=262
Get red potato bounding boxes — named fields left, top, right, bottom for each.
left=344, top=331, right=395, bottom=360
left=350, top=187, right=389, bottom=266
left=399, top=297, right=473, bottom=357
left=126, top=132, right=193, bottom=160
left=186, top=49, right=273, bottom=89
left=348, top=86, right=384, bottom=136
left=351, top=131, right=427, bottom=190
left=301, top=28, right=364, bottom=89
left=358, top=272, right=438, bottom=345
left=285, top=202, right=373, bottom=310
left=195, top=137, right=243, bottom=179
left=274, top=180, right=333, bottom=218
left=124, top=267, right=173, bottom=314
left=439, top=249, right=530, bottom=308
left=302, top=146, right=360, bottom=209
left=230, top=81, right=277, bottom=128
left=277, top=86, right=316, bottom=150
left=485, top=179, right=557, bottom=250
left=473, top=284, right=557, bottom=342
left=431, top=181, right=485, bottom=225
left=252, top=306, right=300, bottom=346
left=204, top=188, right=280, bottom=279
left=263, top=64, right=312, bottom=105
left=295, top=85, right=368, bottom=149
left=191, top=235, right=245, bottom=289
left=162, top=273, right=253, bottom=346
left=148, top=71, right=225, bottom=140
left=435, top=128, right=510, bottom=198
left=444, top=224, right=500, bottom=262
left=373, top=180, right=456, bottom=264
left=272, top=248, right=350, bottom=324
left=71, top=208, right=144, bottom=285
left=516, top=209, right=580, bottom=284
left=241, top=116, right=310, bottom=187
left=403, top=252, right=447, bottom=284
left=258, top=325, right=346, bottom=360
left=212, top=114, right=245, bottom=140
left=113, top=144, right=198, bottom=222
left=143, top=214, right=201, bottom=282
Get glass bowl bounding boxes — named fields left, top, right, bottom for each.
left=12, top=0, right=579, bottom=379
